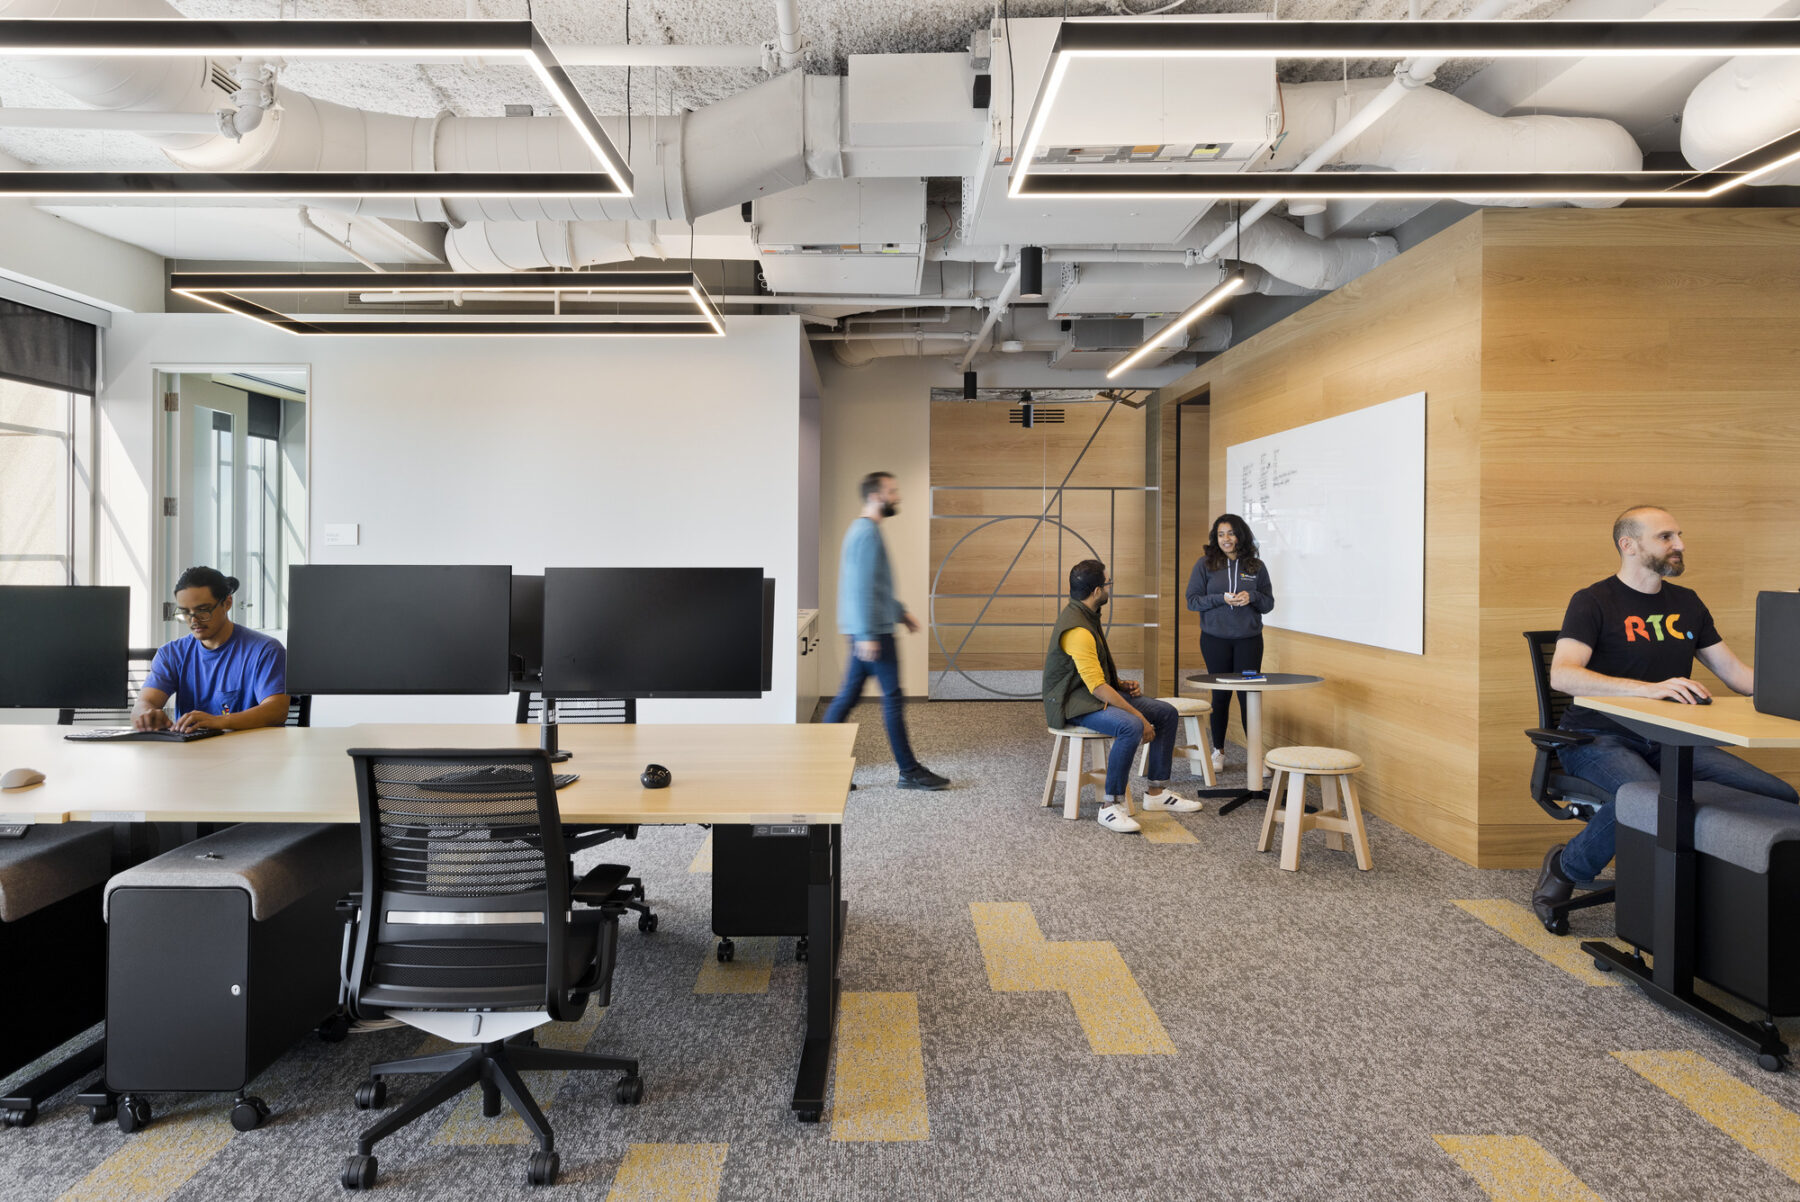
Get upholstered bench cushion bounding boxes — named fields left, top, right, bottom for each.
left=0, top=822, right=113, bottom=923
left=105, top=822, right=358, bottom=922
left=1157, top=697, right=1212, bottom=716
left=1615, top=781, right=1800, bottom=874
left=1047, top=726, right=1112, bottom=739
left=1264, top=746, right=1363, bottom=772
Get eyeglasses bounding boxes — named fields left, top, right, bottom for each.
left=176, top=602, right=223, bottom=621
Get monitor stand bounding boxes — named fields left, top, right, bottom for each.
left=539, top=712, right=573, bottom=763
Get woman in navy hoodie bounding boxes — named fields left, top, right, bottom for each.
left=1185, top=514, right=1275, bottom=770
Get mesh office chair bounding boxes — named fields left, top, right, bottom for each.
left=338, top=748, right=642, bottom=1190
left=515, top=692, right=657, bottom=934
left=1523, top=630, right=1616, bottom=934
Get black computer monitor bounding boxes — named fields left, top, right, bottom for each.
left=286, top=565, right=512, bottom=695
left=0, top=585, right=129, bottom=709
left=1754, top=590, right=1800, bottom=722
left=542, top=567, right=769, bottom=699
left=510, top=574, right=545, bottom=682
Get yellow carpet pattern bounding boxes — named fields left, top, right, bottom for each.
left=1614, top=1051, right=1800, bottom=1184
left=1433, top=1134, right=1606, bottom=1202
left=829, top=992, right=929, bottom=1143
left=1452, top=900, right=1625, bottom=987
left=693, top=937, right=777, bottom=995
left=969, top=901, right=1175, bottom=1055
left=604, top=1142, right=729, bottom=1202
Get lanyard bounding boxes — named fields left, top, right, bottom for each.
left=1227, top=560, right=1239, bottom=597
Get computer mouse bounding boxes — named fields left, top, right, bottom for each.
left=1694, top=696, right=1713, bottom=705
left=1, top=768, right=45, bottom=790
left=640, top=764, right=671, bottom=789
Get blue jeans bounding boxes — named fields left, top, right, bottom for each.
left=822, top=635, right=919, bottom=774
left=1557, top=728, right=1800, bottom=882
left=1069, top=697, right=1178, bottom=797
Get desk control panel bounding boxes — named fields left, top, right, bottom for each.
left=0, top=824, right=28, bottom=839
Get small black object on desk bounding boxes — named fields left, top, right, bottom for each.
left=640, top=764, right=671, bottom=789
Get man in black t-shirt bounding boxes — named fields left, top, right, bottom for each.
left=1532, top=506, right=1799, bottom=928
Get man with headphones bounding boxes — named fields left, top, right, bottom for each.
left=131, top=565, right=290, bottom=732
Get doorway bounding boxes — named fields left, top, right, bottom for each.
left=155, top=368, right=309, bottom=645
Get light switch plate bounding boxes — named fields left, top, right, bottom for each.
left=324, top=523, right=359, bottom=546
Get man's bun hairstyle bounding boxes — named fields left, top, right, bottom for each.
left=174, top=565, right=237, bottom=601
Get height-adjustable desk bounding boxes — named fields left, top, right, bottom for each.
left=1571, top=696, right=1800, bottom=1066
left=0, top=721, right=856, bottom=1120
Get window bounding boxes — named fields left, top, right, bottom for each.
left=0, top=376, right=92, bottom=585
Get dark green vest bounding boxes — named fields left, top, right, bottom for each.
left=1042, top=600, right=1120, bottom=729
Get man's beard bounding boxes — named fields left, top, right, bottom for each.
left=1648, top=551, right=1685, bottom=578
left=880, top=502, right=899, bottom=518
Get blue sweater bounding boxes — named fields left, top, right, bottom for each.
left=836, top=517, right=904, bottom=638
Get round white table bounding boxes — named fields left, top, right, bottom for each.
left=1182, top=672, right=1325, bottom=813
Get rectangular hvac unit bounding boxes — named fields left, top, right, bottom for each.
left=1046, top=261, right=1226, bottom=320
left=753, top=178, right=927, bottom=295
left=1048, top=318, right=1188, bottom=371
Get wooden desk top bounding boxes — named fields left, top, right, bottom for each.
left=0, top=723, right=856, bottom=827
left=1571, top=696, right=1800, bottom=749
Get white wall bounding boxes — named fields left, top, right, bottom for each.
left=816, top=355, right=932, bottom=698
left=0, top=155, right=164, bottom=315
left=97, top=314, right=806, bottom=725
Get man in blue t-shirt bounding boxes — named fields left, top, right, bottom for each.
left=131, top=565, right=290, bottom=732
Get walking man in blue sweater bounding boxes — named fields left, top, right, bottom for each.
left=822, top=471, right=950, bottom=790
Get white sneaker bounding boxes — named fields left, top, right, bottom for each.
left=1210, top=748, right=1225, bottom=772
left=1141, top=787, right=1202, bottom=813
left=1097, top=803, right=1141, bottom=834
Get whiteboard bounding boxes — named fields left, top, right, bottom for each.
left=1224, top=393, right=1425, bottom=655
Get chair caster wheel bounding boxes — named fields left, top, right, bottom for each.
left=795, top=936, right=809, bottom=963
left=1592, top=956, right=1614, bottom=973
left=317, top=1013, right=351, bottom=1043
left=716, top=939, right=734, bottom=963
left=1758, top=1053, right=1787, bottom=1073
left=230, top=1096, right=269, bottom=1132
left=353, top=1080, right=386, bottom=1110
left=1545, top=917, right=1570, bottom=936
left=88, top=1102, right=116, bottom=1125
left=2, top=1105, right=36, bottom=1129
left=638, top=912, right=659, bottom=933
left=117, top=1096, right=151, bottom=1134
left=615, top=1075, right=644, bottom=1105
left=796, top=1109, right=821, bottom=1124
left=341, top=1153, right=377, bottom=1189
left=527, top=1150, right=560, bottom=1186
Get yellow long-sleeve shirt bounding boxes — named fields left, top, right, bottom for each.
left=1058, top=627, right=1108, bottom=693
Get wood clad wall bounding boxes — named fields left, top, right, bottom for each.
left=1152, top=218, right=1488, bottom=863
left=1476, top=207, right=1800, bottom=866
left=1155, top=395, right=1212, bottom=704
left=1152, top=207, right=1800, bottom=868
left=929, top=400, right=1149, bottom=673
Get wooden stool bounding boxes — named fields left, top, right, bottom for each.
left=1042, top=727, right=1134, bottom=821
left=1131, top=697, right=1218, bottom=786
left=1257, top=746, right=1372, bottom=872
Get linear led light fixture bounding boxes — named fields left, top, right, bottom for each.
left=1106, top=270, right=1244, bottom=379
left=1011, top=18, right=1800, bottom=201
left=171, top=271, right=724, bottom=336
left=0, top=19, right=630, bottom=198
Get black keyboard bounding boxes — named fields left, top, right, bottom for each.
left=422, top=766, right=579, bottom=792
left=63, top=727, right=225, bottom=743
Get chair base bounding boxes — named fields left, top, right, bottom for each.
left=351, top=1035, right=640, bottom=1161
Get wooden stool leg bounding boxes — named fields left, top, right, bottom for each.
left=1257, top=768, right=1283, bottom=852
left=1340, top=774, right=1373, bottom=870
left=1041, top=735, right=1063, bottom=808
left=1321, top=774, right=1347, bottom=852
left=1189, top=716, right=1217, bottom=787
left=1063, top=736, right=1084, bottom=820
left=1279, top=770, right=1308, bottom=872
left=1133, top=740, right=1149, bottom=781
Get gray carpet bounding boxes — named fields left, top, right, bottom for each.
left=4, top=701, right=1799, bottom=1201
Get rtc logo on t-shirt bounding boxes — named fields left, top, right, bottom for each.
left=1624, top=614, right=1693, bottom=642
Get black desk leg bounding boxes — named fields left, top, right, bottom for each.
left=791, top=823, right=842, bottom=1122
left=1204, top=787, right=1264, bottom=815
left=1582, top=743, right=1790, bottom=1070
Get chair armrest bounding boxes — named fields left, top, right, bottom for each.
left=336, top=892, right=362, bottom=924
left=1526, top=728, right=1592, bottom=751
left=572, top=863, right=631, bottom=906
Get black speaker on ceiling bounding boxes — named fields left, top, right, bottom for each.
left=972, top=73, right=992, bottom=109
left=963, top=371, right=977, bottom=400
left=1018, top=246, right=1044, bottom=299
